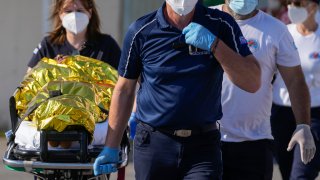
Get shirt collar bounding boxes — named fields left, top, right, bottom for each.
left=64, top=38, right=95, bottom=55
left=156, top=2, right=207, bottom=29
left=84, top=40, right=95, bottom=48
left=192, top=3, right=207, bottom=24
left=157, top=2, right=170, bottom=29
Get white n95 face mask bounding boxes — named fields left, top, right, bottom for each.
left=166, top=0, right=198, bottom=16
left=62, top=12, right=89, bottom=34
left=229, top=0, right=258, bottom=15
left=287, top=5, right=308, bottom=24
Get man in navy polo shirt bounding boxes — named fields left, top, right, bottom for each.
left=94, top=0, right=261, bottom=179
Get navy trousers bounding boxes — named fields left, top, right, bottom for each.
left=133, top=122, right=222, bottom=180
left=270, top=104, right=296, bottom=180
left=221, top=139, right=274, bottom=180
left=271, top=105, right=320, bottom=180
left=290, top=117, right=320, bottom=180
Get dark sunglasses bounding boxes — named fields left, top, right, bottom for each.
left=172, top=34, right=211, bottom=56
left=172, top=42, right=211, bottom=56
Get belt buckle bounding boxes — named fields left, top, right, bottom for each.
left=174, top=130, right=192, bottom=137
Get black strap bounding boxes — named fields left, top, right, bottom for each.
left=21, top=90, right=63, bottom=120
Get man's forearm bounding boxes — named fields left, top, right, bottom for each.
left=182, top=22, right=260, bottom=92
left=213, top=40, right=261, bottom=93
left=105, top=88, right=135, bottom=148
left=279, top=65, right=311, bottom=125
left=288, top=79, right=311, bottom=125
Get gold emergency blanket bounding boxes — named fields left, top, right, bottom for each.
left=14, top=55, right=118, bottom=136
left=32, top=94, right=98, bottom=136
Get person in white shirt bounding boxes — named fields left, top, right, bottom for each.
left=211, top=0, right=316, bottom=179
left=271, top=0, right=320, bottom=179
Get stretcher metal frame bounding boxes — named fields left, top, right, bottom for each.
left=2, top=96, right=130, bottom=180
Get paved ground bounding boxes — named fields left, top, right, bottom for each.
left=1, top=136, right=319, bottom=180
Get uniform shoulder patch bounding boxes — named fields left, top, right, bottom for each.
left=33, top=43, right=42, bottom=54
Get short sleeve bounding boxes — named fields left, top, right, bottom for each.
left=276, top=30, right=301, bottom=67
left=104, top=35, right=121, bottom=69
left=219, top=15, right=252, bottom=57
left=117, top=24, right=142, bottom=79
left=27, top=38, right=47, bottom=68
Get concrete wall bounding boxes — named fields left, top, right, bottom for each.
left=0, top=1, right=43, bottom=130
left=122, top=0, right=163, bottom=43
left=96, top=0, right=123, bottom=44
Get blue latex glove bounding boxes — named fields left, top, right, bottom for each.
left=129, top=112, right=137, bottom=140
left=182, top=22, right=216, bottom=51
left=93, top=146, right=120, bottom=176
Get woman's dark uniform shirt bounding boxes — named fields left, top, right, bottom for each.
left=28, top=34, right=121, bottom=69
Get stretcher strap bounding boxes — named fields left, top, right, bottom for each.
left=117, top=167, right=125, bottom=180
left=21, top=90, right=63, bottom=120
left=23, top=161, right=33, bottom=172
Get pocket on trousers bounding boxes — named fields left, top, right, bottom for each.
left=134, top=125, right=150, bottom=147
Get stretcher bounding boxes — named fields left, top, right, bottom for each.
left=3, top=96, right=130, bottom=180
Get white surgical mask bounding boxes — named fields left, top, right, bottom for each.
left=62, top=12, right=89, bottom=34
left=166, top=0, right=198, bottom=16
left=287, top=5, right=308, bottom=24
left=229, top=0, right=258, bottom=15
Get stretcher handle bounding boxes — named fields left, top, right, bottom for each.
left=9, top=96, right=18, bottom=130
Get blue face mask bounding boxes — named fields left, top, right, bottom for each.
left=229, top=0, right=258, bottom=15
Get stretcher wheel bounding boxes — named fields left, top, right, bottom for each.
left=60, top=141, right=72, bottom=149
left=48, top=141, right=59, bottom=147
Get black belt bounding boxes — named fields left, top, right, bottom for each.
left=139, top=121, right=218, bottom=138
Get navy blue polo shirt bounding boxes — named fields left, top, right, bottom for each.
left=28, top=33, right=121, bottom=69
left=118, top=3, right=251, bottom=129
